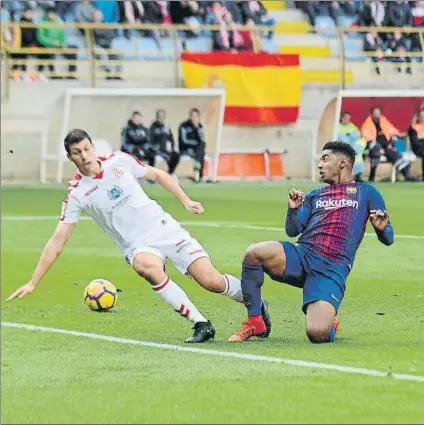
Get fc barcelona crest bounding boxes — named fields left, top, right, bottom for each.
left=346, top=187, right=357, bottom=195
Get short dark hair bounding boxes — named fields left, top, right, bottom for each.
left=156, top=108, right=165, bottom=117
left=132, top=110, right=141, bottom=117
left=341, top=111, right=351, bottom=117
left=323, top=141, right=356, bottom=167
left=190, top=108, right=200, bottom=116
left=370, top=106, right=380, bottom=114
left=64, top=129, right=92, bottom=153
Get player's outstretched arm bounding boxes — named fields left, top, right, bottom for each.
left=145, top=166, right=204, bottom=215
left=6, top=222, right=75, bottom=302
left=370, top=210, right=394, bottom=246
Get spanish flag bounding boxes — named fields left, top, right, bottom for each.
left=181, top=52, right=301, bottom=125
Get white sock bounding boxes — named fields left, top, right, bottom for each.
left=152, top=277, right=208, bottom=323
left=221, top=274, right=243, bottom=302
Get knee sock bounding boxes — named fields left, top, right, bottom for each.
left=220, top=274, right=243, bottom=302
left=152, top=277, right=207, bottom=324
left=241, top=263, right=264, bottom=317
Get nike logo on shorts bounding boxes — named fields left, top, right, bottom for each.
left=331, top=294, right=340, bottom=302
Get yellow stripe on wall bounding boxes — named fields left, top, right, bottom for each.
left=182, top=62, right=301, bottom=107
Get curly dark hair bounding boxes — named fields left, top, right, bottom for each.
left=323, top=141, right=356, bottom=167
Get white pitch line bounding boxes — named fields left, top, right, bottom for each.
left=2, top=216, right=424, bottom=240
left=2, top=321, right=423, bottom=383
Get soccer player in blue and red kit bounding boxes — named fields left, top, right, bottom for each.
left=229, top=141, right=394, bottom=343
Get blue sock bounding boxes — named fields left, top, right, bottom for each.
left=329, top=326, right=336, bottom=342
left=241, top=263, right=264, bottom=317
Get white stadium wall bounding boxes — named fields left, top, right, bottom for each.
left=2, top=84, right=336, bottom=183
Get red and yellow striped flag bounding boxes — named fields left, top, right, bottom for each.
left=181, top=52, right=301, bottom=125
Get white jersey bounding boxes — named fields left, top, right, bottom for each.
left=60, top=152, right=183, bottom=258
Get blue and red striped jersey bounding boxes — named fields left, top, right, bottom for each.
left=285, top=182, right=394, bottom=266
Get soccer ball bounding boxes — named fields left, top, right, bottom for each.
left=84, top=279, right=117, bottom=312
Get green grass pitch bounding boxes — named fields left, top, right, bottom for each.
left=1, top=182, right=424, bottom=424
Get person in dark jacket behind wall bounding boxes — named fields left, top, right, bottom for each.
left=120, top=111, right=156, bottom=166
left=150, top=109, right=180, bottom=177
left=178, top=108, right=206, bottom=183
left=92, top=9, right=122, bottom=80
left=11, top=7, right=38, bottom=80
left=408, top=108, right=424, bottom=180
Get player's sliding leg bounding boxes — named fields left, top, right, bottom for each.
left=305, top=301, right=339, bottom=343
left=131, top=252, right=215, bottom=343
left=228, top=241, right=286, bottom=342
left=187, top=257, right=271, bottom=335
left=187, top=257, right=243, bottom=302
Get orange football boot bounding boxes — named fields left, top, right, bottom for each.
left=228, top=316, right=267, bottom=342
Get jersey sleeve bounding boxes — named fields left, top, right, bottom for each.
left=121, top=152, right=148, bottom=179
left=285, top=192, right=313, bottom=237
left=367, top=185, right=394, bottom=246
left=60, top=192, right=82, bottom=224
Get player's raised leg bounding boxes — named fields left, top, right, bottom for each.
left=187, top=257, right=271, bottom=336
left=305, top=301, right=339, bottom=343
left=131, top=252, right=215, bottom=343
left=187, top=257, right=243, bottom=302
left=228, top=241, right=286, bottom=342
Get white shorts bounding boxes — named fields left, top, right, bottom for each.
left=125, top=228, right=210, bottom=275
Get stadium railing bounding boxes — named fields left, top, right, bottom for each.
left=1, top=22, right=423, bottom=99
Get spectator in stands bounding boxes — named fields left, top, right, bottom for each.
left=2, top=1, right=24, bottom=22
left=363, top=28, right=385, bottom=74
left=224, top=0, right=244, bottom=24
left=408, top=108, right=424, bottom=180
left=93, top=1, right=118, bottom=23
left=410, top=1, right=424, bottom=64
left=360, top=0, right=385, bottom=26
left=327, top=1, right=359, bottom=24
left=179, top=108, right=206, bottom=183
left=361, top=106, right=417, bottom=182
left=75, top=0, right=96, bottom=35
left=36, top=6, right=78, bottom=80
left=236, top=1, right=275, bottom=40
left=206, top=0, right=227, bottom=25
left=92, top=9, right=122, bottom=80
left=386, top=0, right=413, bottom=27
left=150, top=109, right=181, bottom=177
left=296, top=1, right=320, bottom=27
left=121, top=111, right=156, bottom=166
left=385, top=30, right=412, bottom=73
left=117, top=1, right=159, bottom=42
left=337, top=111, right=366, bottom=181
left=55, top=1, right=75, bottom=21
left=11, top=6, right=39, bottom=82
left=212, top=9, right=247, bottom=51
left=170, top=1, right=205, bottom=37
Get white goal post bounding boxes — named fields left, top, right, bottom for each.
left=40, top=88, right=226, bottom=183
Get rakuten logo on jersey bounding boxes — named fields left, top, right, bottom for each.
left=316, top=198, right=359, bottom=210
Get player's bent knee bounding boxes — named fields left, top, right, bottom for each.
left=306, top=325, right=332, bottom=344
left=244, top=243, right=261, bottom=265
left=134, top=264, right=165, bottom=284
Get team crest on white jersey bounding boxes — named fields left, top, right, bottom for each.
left=113, top=168, right=124, bottom=177
left=107, top=185, right=123, bottom=200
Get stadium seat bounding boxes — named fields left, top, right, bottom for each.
left=315, top=16, right=337, bottom=38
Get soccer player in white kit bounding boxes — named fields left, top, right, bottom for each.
left=7, top=129, right=271, bottom=343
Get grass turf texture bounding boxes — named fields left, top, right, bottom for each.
left=2, top=183, right=424, bottom=424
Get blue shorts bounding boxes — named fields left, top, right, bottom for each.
left=267, top=242, right=349, bottom=314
